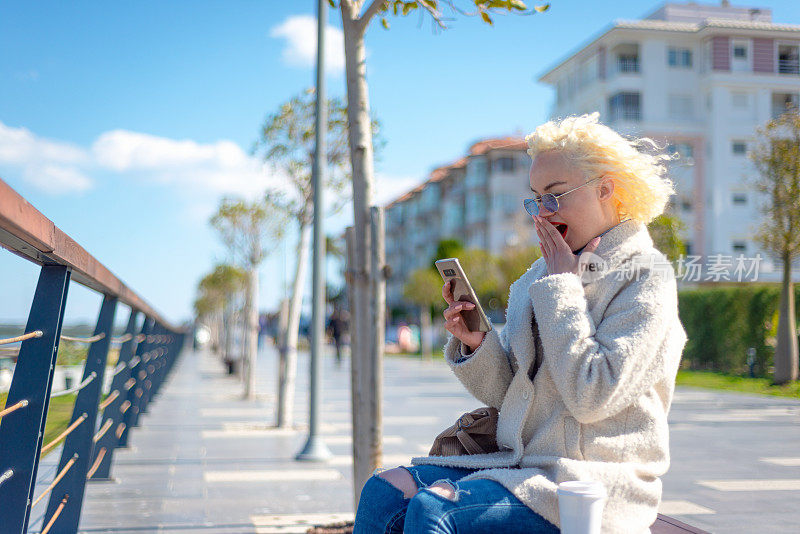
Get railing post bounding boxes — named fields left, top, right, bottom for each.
left=43, top=294, right=117, bottom=531
left=120, top=318, right=152, bottom=443
left=135, top=322, right=158, bottom=416
left=0, top=265, right=71, bottom=533
left=138, top=323, right=163, bottom=413
left=149, top=326, right=169, bottom=401
left=88, top=309, right=140, bottom=481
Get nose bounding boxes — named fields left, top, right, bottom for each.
left=537, top=203, right=556, bottom=217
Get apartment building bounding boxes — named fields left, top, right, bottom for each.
left=539, top=0, right=800, bottom=280
left=384, top=138, right=532, bottom=315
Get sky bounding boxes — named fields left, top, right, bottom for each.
left=2, top=0, right=800, bottom=327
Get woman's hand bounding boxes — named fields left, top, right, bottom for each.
left=534, top=215, right=601, bottom=276
left=442, top=281, right=485, bottom=352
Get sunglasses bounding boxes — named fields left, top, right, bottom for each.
left=523, top=175, right=605, bottom=217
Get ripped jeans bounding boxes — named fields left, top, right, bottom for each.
left=352, top=464, right=561, bottom=533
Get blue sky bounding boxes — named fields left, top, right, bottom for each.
left=2, top=0, right=799, bottom=326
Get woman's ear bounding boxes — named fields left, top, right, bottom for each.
left=597, top=176, right=615, bottom=202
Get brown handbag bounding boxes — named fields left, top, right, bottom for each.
left=428, top=406, right=500, bottom=456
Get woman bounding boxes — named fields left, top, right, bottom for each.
left=353, top=113, right=688, bottom=533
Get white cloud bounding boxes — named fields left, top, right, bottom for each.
left=91, top=129, right=284, bottom=198
left=0, top=120, right=291, bottom=201
left=23, top=165, right=92, bottom=194
left=0, top=122, right=87, bottom=168
left=270, top=15, right=345, bottom=73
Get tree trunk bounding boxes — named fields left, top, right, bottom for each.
left=243, top=264, right=260, bottom=400
left=341, top=4, right=382, bottom=507
left=774, top=250, right=798, bottom=384
left=277, top=297, right=289, bottom=408
left=341, top=7, right=375, bottom=373
left=223, top=303, right=233, bottom=367
left=277, top=221, right=312, bottom=428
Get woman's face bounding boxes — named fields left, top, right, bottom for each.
left=528, top=150, right=617, bottom=253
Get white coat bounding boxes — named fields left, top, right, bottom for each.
left=411, top=218, right=688, bottom=534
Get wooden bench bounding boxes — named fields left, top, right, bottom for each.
left=651, top=514, right=710, bottom=533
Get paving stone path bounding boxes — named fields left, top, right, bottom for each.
left=27, top=344, right=800, bottom=533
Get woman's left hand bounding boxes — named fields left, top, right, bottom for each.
left=534, top=215, right=601, bottom=276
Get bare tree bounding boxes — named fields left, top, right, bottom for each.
left=252, top=90, right=362, bottom=427
left=749, top=108, right=800, bottom=385
left=195, top=264, right=248, bottom=371
left=211, top=199, right=285, bottom=399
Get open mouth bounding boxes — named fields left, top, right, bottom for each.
left=554, top=223, right=569, bottom=239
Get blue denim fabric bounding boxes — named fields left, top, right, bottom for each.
left=353, top=464, right=561, bottom=533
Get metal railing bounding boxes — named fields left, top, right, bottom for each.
left=0, top=178, right=186, bottom=533
left=778, top=59, right=800, bottom=75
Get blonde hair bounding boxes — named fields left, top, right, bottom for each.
left=525, top=112, right=676, bottom=225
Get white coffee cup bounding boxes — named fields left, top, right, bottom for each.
left=557, top=480, right=607, bottom=534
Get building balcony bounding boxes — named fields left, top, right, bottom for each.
left=778, top=59, right=800, bottom=75
left=616, top=57, right=640, bottom=73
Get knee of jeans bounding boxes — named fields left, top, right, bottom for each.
left=375, top=466, right=420, bottom=498
left=361, top=471, right=408, bottom=501
left=422, top=479, right=471, bottom=503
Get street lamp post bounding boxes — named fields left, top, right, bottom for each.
left=296, top=0, right=332, bottom=462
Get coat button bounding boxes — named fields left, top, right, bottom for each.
left=523, top=390, right=530, bottom=400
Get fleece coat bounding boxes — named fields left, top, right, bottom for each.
left=410, top=219, right=688, bottom=534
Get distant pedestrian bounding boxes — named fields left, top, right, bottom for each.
left=327, top=308, right=348, bottom=365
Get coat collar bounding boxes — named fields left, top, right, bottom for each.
left=520, top=219, right=653, bottom=287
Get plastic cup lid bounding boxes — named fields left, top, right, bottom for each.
left=557, top=480, right=607, bottom=498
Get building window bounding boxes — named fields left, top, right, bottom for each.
left=732, top=92, right=749, bottom=108
left=731, top=40, right=750, bottom=72
left=609, top=92, right=641, bottom=121
left=667, top=142, right=694, bottom=159
left=613, top=44, right=640, bottom=74
left=681, top=198, right=693, bottom=211
left=778, top=44, right=799, bottom=75
left=465, top=195, right=486, bottom=223
left=668, top=95, right=694, bottom=119
left=557, top=80, right=566, bottom=104
left=732, top=193, right=747, bottom=205
left=578, top=58, right=595, bottom=88
left=617, top=54, right=639, bottom=73
left=772, top=92, right=800, bottom=119
left=732, top=141, right=747, bottom=155
left=668, top=47, right=692, bottom=68
left=494, top=156, right=515, bottom=173
left=465, top=158, right=487, bottom=188
left=685, top=242, right=693, bottom=256
left=732, top=241, right=747, bottom=252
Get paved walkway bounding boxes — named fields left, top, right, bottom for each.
left=30, top=344, right=800, bottom=533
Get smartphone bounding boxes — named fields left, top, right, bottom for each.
left=435, top=258, right=492, bottom=333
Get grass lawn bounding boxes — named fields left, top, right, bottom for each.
left=1, top=391, right=79, bottom=458
left=675, top=369, right=800, bottom=399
